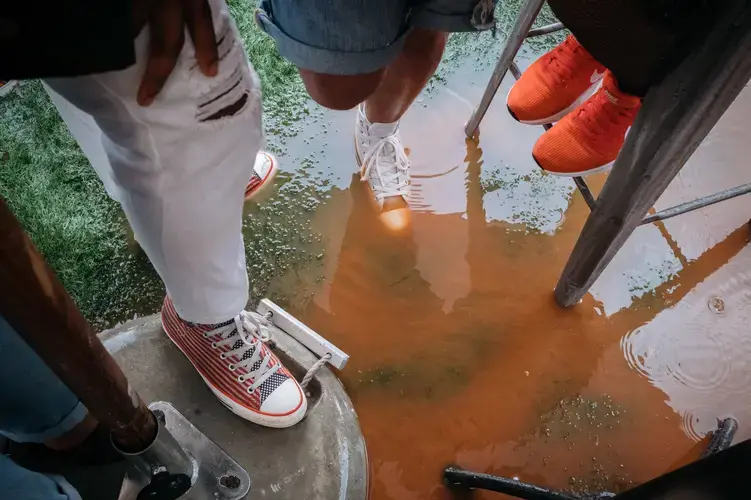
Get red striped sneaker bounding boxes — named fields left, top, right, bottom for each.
left=245, top=151, right=278, bottom=201
left=161, top=296, right=307, bottom=428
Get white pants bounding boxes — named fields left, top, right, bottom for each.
left=43, top=0, right=262, bottom=324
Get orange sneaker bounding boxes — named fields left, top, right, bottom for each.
left=507, top=35, right=606, bottom=125
left=532, top=71, right=641, bottom=177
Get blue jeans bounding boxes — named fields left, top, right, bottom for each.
left=255, top=0, right=495, bottom=75
left=0, top=314, right=87, bottom=500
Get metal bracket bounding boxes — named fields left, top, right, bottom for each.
left=257, top=299, right=349, bottom=370
left=118, top=402, right=251, bottom=500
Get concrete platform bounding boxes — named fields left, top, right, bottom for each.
left=100, top=313, right=367, bottom=500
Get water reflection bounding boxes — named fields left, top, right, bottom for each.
left=621, top=245, right=751, bottom=442
left=263, top=57, right=751, bottom=500
left=294, top=127, right=683, bottom=498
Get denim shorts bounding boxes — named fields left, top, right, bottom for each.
left=255, top=0, right=496, bottom=75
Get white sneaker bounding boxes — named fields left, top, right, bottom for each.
left=354, top=105, right=411, bottom=231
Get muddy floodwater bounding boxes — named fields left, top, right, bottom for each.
left=30, top=26, right=749, bottom=499
left=253, top=52, right=751, bottom=498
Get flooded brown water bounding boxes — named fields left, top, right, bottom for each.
left=261, top=55, right=751, bottom=499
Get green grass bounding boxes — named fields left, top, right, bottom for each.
left=227, top=0, right=310, bottom=145
left=0, top=84, right=163, bottom=328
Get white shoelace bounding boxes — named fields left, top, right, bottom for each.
left=206, top=311, right=280, bottom=393
left=360, top=127, right=410, bottom=201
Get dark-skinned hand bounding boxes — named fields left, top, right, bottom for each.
left=132, top=0, right=219, bottom=106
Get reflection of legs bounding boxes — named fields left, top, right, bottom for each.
left=0, top=315, right=88, bottom=499
left=555, top=0, right=751, bottom=306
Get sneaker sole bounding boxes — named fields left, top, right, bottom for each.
left=244, top=153, right=279, bottom=202
left=532, top=154, right=614, bottom=178
left=506, top=78, right=602, bottom=126
left=160, top=313, right=308, bottom=428
left=532, top=125, right=629, bottom=178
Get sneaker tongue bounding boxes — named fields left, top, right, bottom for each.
left=369, top=122, right=398, bottom=138
left=368, top=123, right=400, bottom=174
left=603, top=74, right=641, bottom=109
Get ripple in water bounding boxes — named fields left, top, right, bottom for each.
left=620, top=254, right=751, bottom=441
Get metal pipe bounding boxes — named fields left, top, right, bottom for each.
left=445, top=467, right=580, bottom=499
left=465, top=0, right=547, bottom=138
left=527, top=22, right=565, bottom=38
left=640, top=182, right=751, bottom=225
left=510, top=61, right=523, bottom=80
left=573, top=177, right=597, bottom=211
left=701, top=417, right=739, bottom=458
left=0, top=196, right=157, bottom=453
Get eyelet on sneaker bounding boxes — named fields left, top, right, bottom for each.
left=211, top=342, right=217, bottom=348
left=220, top=353, right=227, bottom=360
left=238, top=375, right=245, bottom=383
left=228, top=364, right=236, bottom=371
left=247, top=387, right=256, bottom=394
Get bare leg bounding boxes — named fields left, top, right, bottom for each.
left=297, top=28, right=448, bottom=231
left=365, top=28, right=448, bottom=124
left=298, top=28, right=447, bottom=117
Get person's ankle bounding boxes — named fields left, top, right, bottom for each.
left=363, top=102, right=399, bottom=126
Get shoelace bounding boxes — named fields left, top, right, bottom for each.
left=576, top=90, right=638, bottom=144
left=360, top=126, right=410, bottom=201
left=546, top=37, right=585, bottom=82
left=206, top=311, right=280, bottom=393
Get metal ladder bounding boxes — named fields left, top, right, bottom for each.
left=465, top=0, right=751, bottom=307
